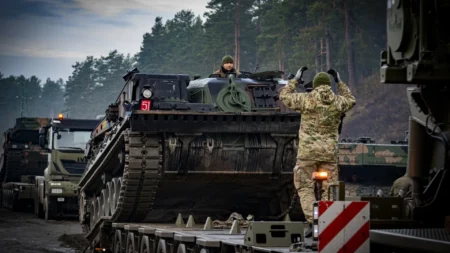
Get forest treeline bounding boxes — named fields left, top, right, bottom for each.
left=0, top=0, right=411, bottom=143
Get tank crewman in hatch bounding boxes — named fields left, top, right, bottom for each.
left=213, top=55, right=241, bottom=77
left=279, top=68, right=356, bottom=237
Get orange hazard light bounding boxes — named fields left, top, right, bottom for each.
left=57, top=113, right=64, bottom=120
left=312, top=171, right=328, bottom=180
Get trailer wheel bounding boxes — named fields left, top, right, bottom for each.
left=35, top=197, right=44, bottom=218
left=126, top=232, right=136, bottom=253
left=44, top=197, right=56, bottom=220
left=140, top=236, right=151, bottom=253
left=177, top=244, right=187, bottom=253
left=113, top=229, right=123, bottom=253
left=157, top=239, right=167, bottom=253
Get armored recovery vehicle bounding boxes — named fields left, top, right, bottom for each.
left=35, top=115, right=99, bottom=220
left=0, top=117, right=50, bottom=211
left=78, top=70, right=303, bottom=246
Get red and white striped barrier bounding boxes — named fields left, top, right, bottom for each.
left=313, top=201, right=370, bottom=253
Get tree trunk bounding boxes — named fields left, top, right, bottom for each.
left=234, top=0, right=241, bottom=70
left=315, top=40, right=320, bottom=74
left=254, top=0, right=261, bottom=70
left=344, top=0, right=356, bottom=91
left=278, top=46, right=285, bottom=78
left=325, top=30, right=331, bottom=70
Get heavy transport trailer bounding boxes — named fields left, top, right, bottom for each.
left=84, top=193, right=449, bottom=253
left=0, top=117, right=50, bottom=210
left=0, top=148, right=48, bottom=211
left=1, top=179, right=36, bottom=211
left=84, top=175, right=374, bottom=253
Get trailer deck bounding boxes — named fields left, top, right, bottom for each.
left=101, top=219, right=313, bottom=253
left=370, top=228, right=450, bottom=253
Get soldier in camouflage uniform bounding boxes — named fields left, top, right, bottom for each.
left=279, top=68, right=355, bottom=237
left=213, top=55, right=241, bottom=77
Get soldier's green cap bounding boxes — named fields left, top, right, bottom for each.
left=222, top=55, right=234, bottom=64
left=313, top=72, right=331, bottom=88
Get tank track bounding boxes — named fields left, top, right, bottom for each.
left=112, top=130, right=162, bottom=222
left=85, top=128, right=162, bottom=238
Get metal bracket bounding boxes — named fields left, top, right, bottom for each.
left=244, top=221, right=304, bottom=247
left=328, top=181, right=345, bottom=200
left=202, top=138, right=215, bottom=154
left=168, top=137, right=178, bottom=154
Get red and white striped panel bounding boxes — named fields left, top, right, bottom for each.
left=317, top=201, right=370, bottom=253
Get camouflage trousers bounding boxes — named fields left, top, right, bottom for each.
left=294, top=160, right=339, bottom=223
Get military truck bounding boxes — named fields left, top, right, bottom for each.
left=368, top=0, right=450, bottom=251
left=35, top=115, right=99, bottom=220
left=0, top=117, right=50, bottom=211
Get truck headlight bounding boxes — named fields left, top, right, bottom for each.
left=142, top=89, right=153, bottom=98
left=51, top=188, right=63, bottom=194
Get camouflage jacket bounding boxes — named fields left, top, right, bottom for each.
left=280, top=80, right=355, bottom=162
left=213, top=67, right=241, bottom=78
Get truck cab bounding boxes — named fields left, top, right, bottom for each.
left=36, top=116, right=99, bottom=220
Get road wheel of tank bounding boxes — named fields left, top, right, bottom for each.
left=44, top=197, right=56, bottom=220
left=110, top=177, right=121, bottom=216
left=102, top=187, right=110, bottom=216
left=113, top=229, right=123, bottom=253
left=106, top=182, right=113, bottom=216
left=97, top=196, right=103, bottom=219
left=140, top=236, right=151, bottom=253
left=90, top=199, right=97, bottom=229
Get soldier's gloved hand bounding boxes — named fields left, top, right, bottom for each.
left=294, top=66, right=307, bottom=84
left=327, top=68, right=341, bottom=83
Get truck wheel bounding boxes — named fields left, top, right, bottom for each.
left=44, top=197, right=56, bottom=220
left=36, top=199, right=44, bottom=218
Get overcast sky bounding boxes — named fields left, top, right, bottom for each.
left=0, top=0, right=209, bottom=82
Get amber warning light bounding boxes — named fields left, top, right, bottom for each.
left=312, top=171, right=328, bottom=180
left=57, top=113, right=64, bottom=120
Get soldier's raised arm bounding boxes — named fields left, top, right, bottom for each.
left=279, top=67, right=308, bottom=112
left=327, top=69, right=356, bottom=112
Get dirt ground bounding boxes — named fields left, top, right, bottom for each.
left=0, top=208, right=88, bottom=253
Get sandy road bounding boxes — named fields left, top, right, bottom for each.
left=0, top=208, right=88, bottom=253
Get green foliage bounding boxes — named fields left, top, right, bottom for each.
left=64, top=51, right=134, bottom=119
left=0, top=72, right=65, bottom=135
left=340, top=74, right=412, bottom=143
